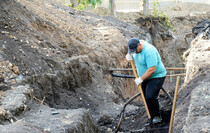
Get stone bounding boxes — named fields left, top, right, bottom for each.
left=0, top=106, right=100, bottom=133
left=12, top=66, right=19, bottom=74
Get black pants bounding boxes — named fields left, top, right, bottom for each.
left=141, top=77, right=165, bottom=119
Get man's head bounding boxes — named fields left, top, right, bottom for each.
left=128, top=38, right=140, bottom=54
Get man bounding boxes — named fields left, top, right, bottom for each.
left=126, top=38, right=166, bottom=124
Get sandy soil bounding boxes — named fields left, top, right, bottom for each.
left=0, top=0, right=209, bottom=132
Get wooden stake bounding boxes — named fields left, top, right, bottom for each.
left=169, top=76, right=180, bottom=133
left=130, top=60, right=151, bottom=119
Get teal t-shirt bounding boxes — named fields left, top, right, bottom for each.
left=133, top=40, right=166, bottom=79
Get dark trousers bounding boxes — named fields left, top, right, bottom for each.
left=141, top=77, right=165, bottom=119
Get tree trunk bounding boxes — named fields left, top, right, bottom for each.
left=143, top=0, right=149, bottom=16
left=109, top=0, right=116, bottom=17
left=70, top=0, right=78, bottom=7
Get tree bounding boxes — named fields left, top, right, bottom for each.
left=70, top=0, right=78, bottom=7
left=109, top=0, right=116, bottom=17
left=143, top=0, right=149, bottom=15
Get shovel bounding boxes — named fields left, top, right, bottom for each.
left=130, top=60, right=152, bottom=122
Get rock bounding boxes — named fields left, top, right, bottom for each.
left=202, top=129, right=208, bottom=133
left=98, top=115, right=113, bottom=126
left=0, top=85, right=32, bottom=121
left=107, top=127, right=113, bottom=132
left=174, top=6, right=181, bottom=11
left=12, top=66, right=19, bottom=74
left=0, top=106, right=100, bottom=133
left=0, top=77, right=4, bottom=83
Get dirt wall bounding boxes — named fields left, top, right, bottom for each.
left=173, top=34, right=210, bottom=132
left=0, top=0, right=151, bottom=121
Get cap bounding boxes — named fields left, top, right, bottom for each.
left=128, top=38, right=140, bottom=54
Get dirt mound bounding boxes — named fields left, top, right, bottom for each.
left=173, top=21, right=210, bottom=133
left=0, top=0, right=151, bottom=132
left=0, top=0, right=209, bottom=132
left=90, top=7, right=110, bottom=16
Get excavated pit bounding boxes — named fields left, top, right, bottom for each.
left=0, top=0, right=209, bottom=133
left=0, top=0, right=150, bottom=132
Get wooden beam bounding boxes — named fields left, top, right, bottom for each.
left=109, top=68, right=132, bottom=71
left=165, top=67, right=186, bottom=70
left=166, top=73, right=186, bottom=77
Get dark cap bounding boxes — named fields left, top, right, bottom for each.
left=128, top=38, right=140, bottom=54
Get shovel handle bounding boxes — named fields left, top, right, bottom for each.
left=130, top=60, right=151, bottom=119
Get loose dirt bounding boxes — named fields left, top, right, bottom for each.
left=91, top=2, right=210, bottom=133
left=0, top=0, right=209, bottom=133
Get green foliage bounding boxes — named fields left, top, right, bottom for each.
left=66, top=3, right=73, bottom=7
left=152, top=0, right=158, bottom=18
left=151, top=0, right=175, bottom=31
left=67, top=0, right=102, bottom=10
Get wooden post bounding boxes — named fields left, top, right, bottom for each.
left=70, top=0, right=78, bottom=7
left=143, top=0, right=149, bottom=15
left=109, top=0, right=116, bottom=17
left=169, top=76, right=180, bottom=133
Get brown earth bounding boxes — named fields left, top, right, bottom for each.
left=0, top=0, right=209, bottom=133
left=0, top=0, right=150, bottom=132
left=173, top=28, right=210, bottom=133
left=92, top=2, right=210, bottom=133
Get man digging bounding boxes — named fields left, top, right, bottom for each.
left=126, top=38, right=167, bottom=124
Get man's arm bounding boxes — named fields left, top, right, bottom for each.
left=140, top=66, right=156, bottom=80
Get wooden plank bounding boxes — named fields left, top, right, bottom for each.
left=109, top=68, right=132, bottom=71
left=166, top=73, right=186, bottom=77
left=166, top=67, right=186, bottom=70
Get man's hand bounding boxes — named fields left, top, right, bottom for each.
left=126, top=53, right=133, bottom=61
left=135, top=77, right=143, bottom=86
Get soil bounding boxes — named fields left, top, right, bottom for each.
left=0, top=0, right=209, bottom=133
left=90, top=2, right=210, bottom=133
left=0, top=0, right=149, bottom=132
